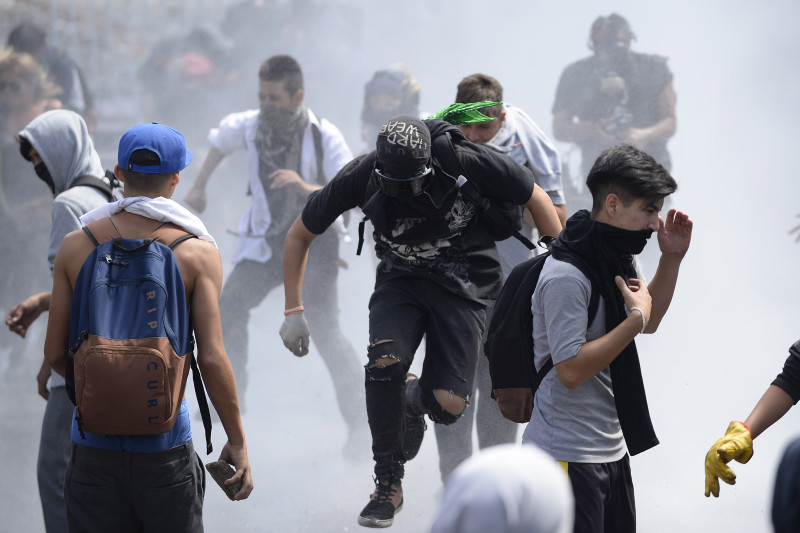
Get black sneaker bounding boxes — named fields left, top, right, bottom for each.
left=358, top=477, right=403, bottom=528
left=403, top=374, right=427, bottom=461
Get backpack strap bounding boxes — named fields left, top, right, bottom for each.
left=148, top=225, right=212, bottom=454
left=82, top=217, right=120, bottom=245
left=310, top=120, right=325, bottom=186
left=189, top=353, right=213, bottom=455
left=357, top=216, right=367, bottom=256
left=82, top=226, right=100, bottom=247
left=71, top=170, right=122, bottom=200
left=436, top=132, right=535, bottom=250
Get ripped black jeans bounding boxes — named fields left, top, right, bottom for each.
left=365, top=277, right=486, bottom=480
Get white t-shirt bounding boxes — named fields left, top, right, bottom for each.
left=208, top=108, right=353, bottom=264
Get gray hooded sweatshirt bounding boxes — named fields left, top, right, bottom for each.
left=19, top=109, right=109, bottom=270
left=18, top=109, right=110, bottom=387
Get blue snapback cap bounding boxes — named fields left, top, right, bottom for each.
left=118, top=122, right=193, bottom=174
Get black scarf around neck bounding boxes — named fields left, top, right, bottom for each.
left=255, top=105, right=309, bottom=241
left=551, top=209, right=659, bottom=456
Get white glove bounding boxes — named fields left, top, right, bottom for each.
left=279, top=310, right=310, bottom=357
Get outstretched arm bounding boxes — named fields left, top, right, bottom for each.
left=7, top=292, right=50, bottom=338
left=744, top=385, right=795, bottom=439
left=704, top=386, right=793, bottom=498
left=279, top=217, right=318, bottom=356
left=282, top=216, right=318, bottom=310
left=524, top=184, right=563, bottom=241
left=184, top=147, right=225, bottom=213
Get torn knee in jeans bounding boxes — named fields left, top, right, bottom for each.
left=412, top=387, right=464, bottom=425
left=365, top=339, right=403, bottom=381
left=434, top=389, right=468, bottom=417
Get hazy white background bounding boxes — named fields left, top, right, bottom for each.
left=2, top=1, right=800, bottom=531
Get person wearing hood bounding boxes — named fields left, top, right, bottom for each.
left=430, top=443, right=574, bottom=533
left=360, top=65, right=422, bottom=154
left=5, top=109, right=114, bottom=532
left=523, top=144, right=691, bottom=532
left=433, top=74, right=567, bottom=483
left=280, top=113, right=563, bottom=528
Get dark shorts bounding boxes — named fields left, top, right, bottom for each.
left=564, top=454, right=635, bottom=533
left=368, top=276, right=486, bottom=400
left=65, top=441, right=205, bottom=533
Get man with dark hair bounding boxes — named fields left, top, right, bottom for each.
left=281, top=114, right=563, bottom=527
left=183, top=55, right=365, bottom=450
left=522, top=144, right=692, bottom=532
left=431, top=73, right=567, bottom=482
left=7, top=22, right=98, bottom=132
left=44, top=122, right=253, bottom=531
left=552, top=13, right=676, bottom=208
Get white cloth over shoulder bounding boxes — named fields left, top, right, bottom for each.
left=430, top=444, right=574, bottom=533
left=486, top=103, right=564, bottom=203
left=80, top=196, right=217, bottom=248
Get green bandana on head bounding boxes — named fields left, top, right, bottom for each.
left=427, top=101, right=503, bottom=125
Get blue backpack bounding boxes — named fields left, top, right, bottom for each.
left=65, top=218, right=212, bottom=453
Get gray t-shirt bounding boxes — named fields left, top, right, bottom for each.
left=522, top=256, right=627, bottom=463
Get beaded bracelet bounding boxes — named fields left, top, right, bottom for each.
left=629, top=306, right=647, bottom=334
left=284, top=306, right=305, bottom=316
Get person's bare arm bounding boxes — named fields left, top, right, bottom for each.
left=268, top=169, right=323, bottom=197
left=184, top=147, right=225, bottom=213
left=644, top=209, right=692, bottom=332
left=44, top=234, right=85, bottom=377
left=555, top=277, right=651, bottom=388
left=7, top=292, right=50, bottom=338
left=552, top=109, right=617, bottom=146
left=180, top=239, right=253, bottom=500
left=620, top=82, right=677, bottom=147
left=743, top=385, right=795, bottom=440
left=282, top=216, right=318, bottom=310
left=524, top=184, right=563, bottom=241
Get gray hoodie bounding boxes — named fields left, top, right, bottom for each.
left=19, top=110, right=110, bottom=388
left=19, top=109, right=109, bottom=270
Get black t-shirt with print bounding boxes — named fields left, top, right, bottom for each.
left=302, top=120, right=535, bottom=304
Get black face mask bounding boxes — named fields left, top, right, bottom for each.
left=601, top=223, right=653, bottom=256
left=34, top=162, right=56, bottom=195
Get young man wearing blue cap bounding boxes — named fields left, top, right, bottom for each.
left=44, top=122, right=253, bottom=531
left=281, top=114, right=563, bottom=528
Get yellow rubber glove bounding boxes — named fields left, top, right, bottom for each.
left=704, top=421, right=753, bottom=497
